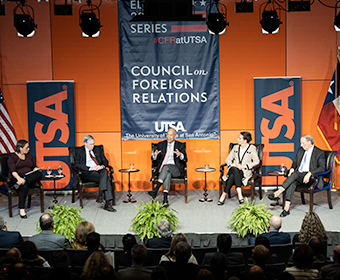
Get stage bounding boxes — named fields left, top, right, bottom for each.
left=1, top=188, right=340, bottom=256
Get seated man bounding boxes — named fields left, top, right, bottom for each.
left=249, top=215, right=290, bottom=245
left=268, top=134, right=325, bottom=217
left=321, top=245, right=340, bottom=279
left=0, top=216, right=23, bottom=248
left=148, top=128, right=187, bottom=207
left=74, top=135, right=116, bottom=212
left=146, top=219, right=173, bottom=248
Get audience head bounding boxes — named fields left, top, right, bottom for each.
left=293, top=244, right=314, bottom=269
left=308, top=236, right=323, bottom=257
left=299, top=212, right=327, bottom=243
left=15, top=140, right=28, bottom=153
left=174, top=241, right=191, bottom=264
left=0, top=216, right=6, bottom=230
left=75, top=221, right=95, bottom=246
left=98, top=264, right=116, bottom=280
left=252, top=245, right=269, bottom=267
left=82, top=251, right=111, bottom=280
left=268, top=215, right=282, bottom=231
left=240, top=131, right=252, bottom=143
left=86, top=232, right=101, bottom=250
left=131, top=244, right=148, bottom=265
left=151, top=266, right=168, bottom=280
left=196, top=268, right=215, bottom=280
left=166, top=233, right=188, bottom=258
left=18, top=241, right=39, bottom=260
left=51, top=250, right=69, bottom=267
left=210, top=252, right=228, bottom=273
left=248, top=265, right=265, bottom=280
left=122, top=234, right=137, bottom=252
left=12, top=263, right=28, bottom=280
left=333, top=245, right=340, bottom=263
left=157, top=219, right=173, bottom=238
left=5, top=247, right=22, bottom=264
left=39, top=213, right=54, bottom=230
left=254, top=236, right=270, bottom=250
left=217, top=234, right=232, bottom=254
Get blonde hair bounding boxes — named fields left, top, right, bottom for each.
left=75, top=221, right=95, bottom=245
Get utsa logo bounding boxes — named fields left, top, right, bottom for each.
left=155, top=121, right=186, bottom=132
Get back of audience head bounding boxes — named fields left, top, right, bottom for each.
left=39, top=213, right=54, bottom=230
left=217, top=234, right=232, bottom=254
left=308, top=236, right=323, bottom=256
left=51, top=250, right=69, bottom=267
left=13, top=263, right=29, bottom=280
left=151, top=266, right=168, bottom=280
left=157, top=219, right=173, bottom=238
left=131, top=244, right=148, bottom=265
left=86, top=232, right=101, bottom=250
left=196, top=268, right=215, bottom=280
left=252, top=245, right=269, bottom=268
left=333, top=245, right=340, bottom=263
left=268, top=215, right=282, bottom=231
left=99, top=264, right=116, bottom=280
left=122, top=234, right=137, bottom=252
left=174, top=241, right=191, bottom=264
left=254, top=236, right=270, bottom=250
left=75, top=221, right=95, bottom=245
left=299, top=212, right=327, bottom=243
left=82, top=251, right=111, bottom=280
left=293, top=244, right=314, bottom=269
left=166, top=233, right=188, bottom=258
left=248, top=265, right=265, bottom=280
left=18, top=241, right=39, bottom=260
left=5, top=248, right=22, bottom=264
left=210, top=252, right=228, bottom=274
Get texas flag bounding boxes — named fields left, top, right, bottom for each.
left=317, top=57, right=340, bottom=163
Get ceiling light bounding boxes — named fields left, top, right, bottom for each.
left=13, top=0, right=37, bottom=37
left=79, top=0, right=102, bottom=37
left=335, top=2, right=340, bottom=31
left=206, top=0, right=229, bottom=35
left=260, top=10, right=281, bottom=34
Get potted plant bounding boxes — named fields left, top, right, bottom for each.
left=36, top=202, right=85, bottom=243
left=228, top=198, right=272, bottom=238
left=130, top=200, right=179, bottom=241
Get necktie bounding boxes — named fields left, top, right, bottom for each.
left=299, top=151, right=308, bottom=172
left=89, top=150, right=99, bottom=166
left=160, top=143, right=172, bottom=172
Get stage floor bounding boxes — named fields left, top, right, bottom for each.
left=1, top=188, right=340, bottom=254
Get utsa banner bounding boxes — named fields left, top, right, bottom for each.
left=254, top=77, right=301, bottom=187
left=27, top=81, right=75, bottom=190
left=118, top=0, right=220, bottom=140
left=317, top=57, right=340, bottom=163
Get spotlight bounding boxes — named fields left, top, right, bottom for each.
left=335, top=1, right=340, bottom=31
left=206, top=0, right=229, bottom=35
left=13, top=0, right=37, bottom=37
left=260, top=10, right=281, bottom=34
left=79, top=0, right=102, bottom=37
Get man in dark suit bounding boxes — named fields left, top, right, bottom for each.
left=0, top=216, right=23, bottom=248
left=248, top=216, right=290, bottom=245
left=74, top=135, right=115, bottom=212
left=29, top=213, right=70, bottom=250
left=145, top=219, right=173, bottom=248
left=321, top=245, right=340, bottom=279
left=268, top=134, right=325, bottom=217
left=148, top=128, right=187, bottom=207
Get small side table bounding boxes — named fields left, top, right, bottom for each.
left=119, top=168, right=140, bottom=203
left=44, top=174, right=65, bottom=208
left=266, top=171, right=285, bottom=206
left=195, top=167, right=216, bottom=202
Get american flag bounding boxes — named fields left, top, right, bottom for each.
left=0, top=89, right=17, bottom=153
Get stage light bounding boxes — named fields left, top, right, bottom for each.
left=13, top=0, right=37, bottom=37
left=79, top=0, right=102, bottom=37
left=260, top=10, right=281, bottom=34
left=206, top=0, right=229, bottom=35
left=335, top=2, right=340, bottom=31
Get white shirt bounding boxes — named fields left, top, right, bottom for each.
left=85, top=146, right=97, bottom=168
left=298, top=145, right=314, bottom=172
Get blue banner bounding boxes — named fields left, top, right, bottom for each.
left=254, top=77, right=301, bottom=187
left=119, top=0, right=220, bottom=140
left=27, top=81, right=75, bottom=190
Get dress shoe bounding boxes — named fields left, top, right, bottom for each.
left=104, top=203, right=116, bottom=212
left=147, top=190, right=157, bottom=199
left=267, top=194, right=280, bottom=201
left=217, top=200, right=225, bottom=206
left=20, top=214, right=27, bottom=219
left=280, top=210, right=290, bottom=217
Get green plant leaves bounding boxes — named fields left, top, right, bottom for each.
left=130, top=200, right=179, bottom=241
left=228, top=198, right=272, bottom=238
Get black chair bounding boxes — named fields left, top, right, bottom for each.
left=230, top=245, right=254, bottom=263
left=282, top=150, right=337, bottom=212
left=151, top=143, right=188, bottom=203
left=144, top=248, right=169, bottom=266
left=192, top=247, right=217, bottom=265
left=270, top=243, right=293, bottom=264
left=219, top=143, right=264, bottom=202
left=68, top=146, right=115, bottom=207
left=38, top=249, right=65, bottom=265
left=0, top=153, right=44, bottom=218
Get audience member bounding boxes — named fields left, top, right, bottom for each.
left=18, top=241, right=50, bottom=267
left=160, top=241, right=201, bottom=280
left=117, top=244, right=152, bottom=280
left=248, top=236, right=278, bottom=265
left=321, top=245, right=340, bottom=279
left=29, top=213, right=70, bottom=250
left=0, top=247, right=22, bottom=266
left=115, top=234, right=137, bottom=271
left=98, top=265, right=116, bottom=280
left=248, top=216, right=290, bottom=245
left=12, top=262, right=37, bottom=280
left=80, top=251, right=112, bottom=280
left=196, top=268, right=215, bottom=280
left=151, top=266, right=168, bottom=280
left=146, top=220, right=173, bottom=248
left=248, top=265, right=265, bottom=280
left=71, top=221, right=96, bottom=249
left=202, top=234, right=244, bottom=266
left=209, top=252, right=227, bottom=280
left=0, top=216, right=23, bottom=248
left=160, top=233, right=198, bottom=264
left=285, top=244, right=320, bottom=279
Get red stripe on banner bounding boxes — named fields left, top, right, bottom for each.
left=193, top=11, right=207, bottom=18
left=171, top=25, right=207, bottom=33
left=317, top=101, right=340, bottom=161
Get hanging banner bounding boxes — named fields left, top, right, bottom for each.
left=254, top=77, right=301, bottom=187
left=27, top=81, right=75, bottom=190
left=118, top=0, right=220, bottom=140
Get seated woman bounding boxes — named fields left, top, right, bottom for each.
left=71, top=221, right=96, bottom=249
left=218, top=132, right=260, bottom=205
left=18, top=241, right=50, bottom=267
left=7, top=140, right=42, bottom=218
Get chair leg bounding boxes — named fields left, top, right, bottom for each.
left=79, top=187, right=83, bottom=208
left=72, top=188, right=75, bottom=203
left=258, top=181, right=262, bottom=200
left=8, top=194, right=13, bottom=218
left=251, top=184, right=254, bottom=202
left=282, top=192, right=285, bottom=210
left=300, top=193, right=306, bottom=204
left=219, top=180, right=222, bottom=198
left=27, top=195, right=32, bottom=208
left=327, top=189, right=333, bottom=209
left=309, top=190, right=313, bottom=212
left=40, top=190, right=44, bottom=213
left=185, top=180, right=188, bottom=204
left=111, top=182, right=116, bottom=206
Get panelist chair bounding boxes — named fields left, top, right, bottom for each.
left=219, top=143, right=264, bottom=202
left=151, top=143, right=188, bottom=203
left=0, top=153, right=44, bottom=217
left=68, top=146, right=115, bottom=207
left=282, top=150, right=337, bottom=212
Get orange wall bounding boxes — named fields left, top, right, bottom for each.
left=0, top=0, right=339, bottom=191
